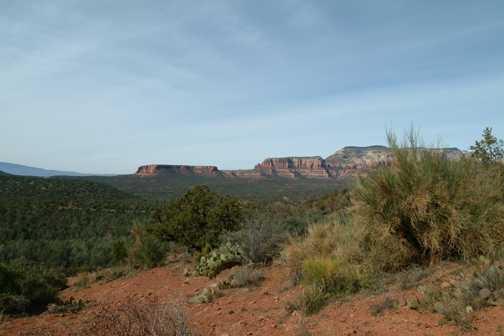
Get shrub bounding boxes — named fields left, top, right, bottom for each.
left=188, top=285, right=222, bottom=304
left=111, top=239, right=129, bottom=264
left=369, top=297, right=399, bottom=316
left=0, top=262, right=66, bottom=314
left=300, top=285, right=330, bottom=315
left=284, top=216, right=368, bottom=285
left=128, top=224, right=168, bottom=269
left=151, top=186, right=243, bottom=250
left=73, top=297, right=196, bottom=336
left=219, top=266, right=264, bottom=289
left=302, top=257, right=362, bottom=296
left=0, top=294, right=29, bottom=314
left=397, top=265, right=430, bottom=290
left=354, top=130, right=504, bottom=265
left=224, top=217, right=286, bottom=264
left=48, top=297, right=88, bottom=314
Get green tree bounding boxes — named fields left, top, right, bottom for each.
left=151, top=186, right=243, bottom=250
left=471, top=127, right=504, bottom=164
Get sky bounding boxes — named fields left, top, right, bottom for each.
left=1, top=1, right=503, bottom=174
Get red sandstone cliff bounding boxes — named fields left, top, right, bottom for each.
left=135, top=147, right=464, bottom=179
left=136, top=165, right=222, bottom=177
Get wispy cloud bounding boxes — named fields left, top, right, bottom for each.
left=1, top=1, right=503, bottom=173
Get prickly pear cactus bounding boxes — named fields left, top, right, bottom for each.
left=195, top=242, right=244, bottom=277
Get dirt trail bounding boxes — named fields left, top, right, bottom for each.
left=2, top=261, right=504, bottom=336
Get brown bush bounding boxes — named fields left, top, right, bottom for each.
left=72, top=297, right=196, bottom=336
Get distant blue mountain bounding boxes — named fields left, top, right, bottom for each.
left=0, top=161, right=89, bottom=177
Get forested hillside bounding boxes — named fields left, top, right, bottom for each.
left=0, top=174, right=152, bottom=271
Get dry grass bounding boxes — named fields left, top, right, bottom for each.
left=71, top=297, right=197, bottom=336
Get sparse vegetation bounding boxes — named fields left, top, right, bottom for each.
left=47, top=297, right=88, bottom=314
left=369, top=297, right=399, bottom=316
left=417, top=261, right=504, bottom=329
left=72, top=297, right=196, bottom=336
left=218, top=265, right=265, bottom=289
left=285, top=128, right=504, bottom=315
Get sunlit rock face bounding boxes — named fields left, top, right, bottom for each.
left=135, top=146, right=465, bottom=179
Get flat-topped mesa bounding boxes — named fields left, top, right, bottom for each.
left=254, top=156, right=330, bottom=178
left=136, top=164, right=221, bottom=177
left=324, top=146, right=465, bottom=177
left=134, top=146, right=465, bottom=179
left=325, top=146, right=394, bottom=176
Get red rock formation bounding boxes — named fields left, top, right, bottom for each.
left=134, top=147, right=464, bottom=179
left=136, top=165, right=221, bottom=177
left=254, top=156, right=330, bottom=178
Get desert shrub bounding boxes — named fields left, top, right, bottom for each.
left=111, top=239, right=129, bottom=264
left=397, top=265, right=430, bottom=290
left=95, top=266, right=130, bottom=283
left=128, top=224, right=168, bottom=269
left=300, top=285, right=330, bottom=315
left=369, top=297, right=399, bottom=316
left=151, top=186, right=243, bottom=250
left=195, top=242, right=243, bottom=277
left=284, top=216, right=374, bottom=314
left=73, top=297, right=196, bottom=336
left=48, top=297, right=88, bottom=314
left=218, top=266, right=264, bottom=289
left=302, top=257, right=363, bottom=296
left=354, top=131, right=504, bottom=265
left=74, top=272, right=92, bottom=289
left=0, top=261, right=66, bottom=314
left=188, top=285, right=222, bottom=304
left=0, top=294, right=29, bottom=314
left=284, top=215, right=369, bottom=284
left=224, top=217, right=287, bottom=264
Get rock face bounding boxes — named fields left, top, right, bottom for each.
left=135, top=146, right=465, bottom=178
left=325, top=146, right=394, bottom=177
left=254, top=156, right=330, bottom=178
left=136, top=164, right=221, bottom=177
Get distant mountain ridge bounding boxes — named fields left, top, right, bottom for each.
left=135, top=146, right=465, bottom=179
left=0, top=161, right=88, bottom=177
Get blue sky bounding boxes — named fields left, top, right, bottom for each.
left=1, top=1, right=503, bottom=174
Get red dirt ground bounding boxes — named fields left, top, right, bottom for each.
left=2, top=260, right=504, bottom=336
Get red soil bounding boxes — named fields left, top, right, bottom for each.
left=2, top=260, right=504, bottom=336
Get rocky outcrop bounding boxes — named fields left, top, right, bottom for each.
left=135, top=146, right=465, bottom=179
left=325, top=146, right=394, bottom=177
left=253, top=156, right=330, bottom=178
left=136, top=164, right=222, bottom=177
